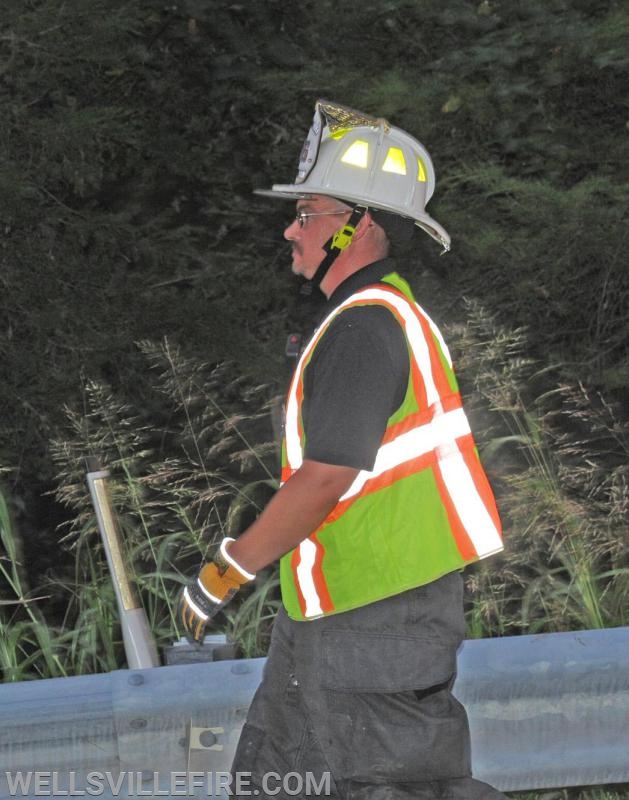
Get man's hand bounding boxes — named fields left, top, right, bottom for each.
left=178, top=537, right=255, bottom=644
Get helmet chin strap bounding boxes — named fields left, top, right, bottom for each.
left=300, top=205, right=368, bottom=296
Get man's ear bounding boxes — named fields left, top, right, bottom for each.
left=354, top=210, right=374, bottom=238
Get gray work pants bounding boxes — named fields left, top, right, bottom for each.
left=231, top=572, right=507, bottom=799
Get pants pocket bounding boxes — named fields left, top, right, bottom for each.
left=320, top=630, right=457, bottom=692
left=326, top=683, right=472, bottom=783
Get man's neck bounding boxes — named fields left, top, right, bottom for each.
left=320, top=247, right=390, bottom=298
left=324, top=258, right=394, bottom=309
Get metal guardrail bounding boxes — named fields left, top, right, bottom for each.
left=456, top=625, right=629, bottom=791
left=1, top=626, right=628, bottom=798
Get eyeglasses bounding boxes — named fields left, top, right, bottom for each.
left=294, top=210, right=348, bottom=229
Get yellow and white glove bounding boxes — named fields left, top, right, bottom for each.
left=179, top=537, right=255, bottom=644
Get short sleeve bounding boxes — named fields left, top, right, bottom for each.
left=302, top=305, right=409, bottom=470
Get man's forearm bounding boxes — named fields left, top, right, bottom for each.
left=227, top=459, right=359, bottom=574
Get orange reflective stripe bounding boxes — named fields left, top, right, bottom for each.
left=291, top=533, right=334, bottom=618
left=370, top=283, right=448, bottom=403
left=323, top=430, right=477, bottom=527
left=382, top=392, right=463, bottom=444
left=324, top=447, right=441, bottom=524
left=416, top=308, right=454, bottom=399
left=432, top=454, right=479, bottom=561
left=458, top=442, right=502, bottom=535
left=310, top=534, right=334, bottom=614
left=353, top=292, right=427, bottom=411
left=286, top=288, right=431, bottom=442
left=290, top=547, right=308, bottom=617
left=281, top=281, right=502, bottom=618
left=433, top=436, right=502, bottom=559
left=295, top=372, right=305, bottom=446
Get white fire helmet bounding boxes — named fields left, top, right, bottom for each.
left=256, top=99, right=450, bottom=251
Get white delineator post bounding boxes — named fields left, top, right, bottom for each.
left=86, top=457, right=160, bottom=669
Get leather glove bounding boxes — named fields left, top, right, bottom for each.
left=179, top=537, right=255, bottom=644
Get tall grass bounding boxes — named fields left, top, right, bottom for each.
left=0, top=487, right=70, bottom=680
left=1, top=339, right=279, bottom=679
left=2, top=315, right=628, bottom=681
left=451, top=302, right=629, bottom=637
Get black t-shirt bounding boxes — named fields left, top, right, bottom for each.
left=301, top=259, right=410, bottom=471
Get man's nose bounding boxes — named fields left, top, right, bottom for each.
left=284, top=218, right=300, bottom=240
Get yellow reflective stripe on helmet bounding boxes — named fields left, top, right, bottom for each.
left=382, top=147, right=407, bottom=175
left=329, top=127, right=352, bottom=140
left=341, top=139, right=369, bottom=168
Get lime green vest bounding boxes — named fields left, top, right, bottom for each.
left=280, top=273, right=502, bottom=621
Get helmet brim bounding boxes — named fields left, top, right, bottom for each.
left=254, top=188, right=314, bottom=200
left=254, top=186, right=450, bottom=251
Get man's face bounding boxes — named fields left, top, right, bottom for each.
left=283, top=196, right=350, bottom=279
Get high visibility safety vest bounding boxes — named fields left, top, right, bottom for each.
left=280, top=272, right=503, bottom=621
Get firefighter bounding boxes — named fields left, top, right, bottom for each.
left=180, top=100, right=507, bottom=800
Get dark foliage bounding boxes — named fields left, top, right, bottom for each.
left=1, top=0, right=628, bottom=580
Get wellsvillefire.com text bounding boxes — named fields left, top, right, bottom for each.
left=3, top=771, right=332, bottom=797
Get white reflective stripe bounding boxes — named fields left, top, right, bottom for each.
left=220, top=537, right=256, bottom=581
left=285, top=286, right=485, bottom=612
left=285, top=319, right=330, bottom=470
left=417, top=305, right=453, bottom=367
left=284, top=321, right=324, bottom=468
left=345, top=288, right=440, bottom=406
left=184, top=586, right=210, bottom=620
left=295, top=539, right=323, bottom=618
left=437, top=450, right=504, bottom=557
left=284, top=373, right=304, bottom=470
left=339, top=407, right=471, bottom=501
left=196, top=578, right=222, bottom=606
left=284, top=286, right=444, bottom=471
